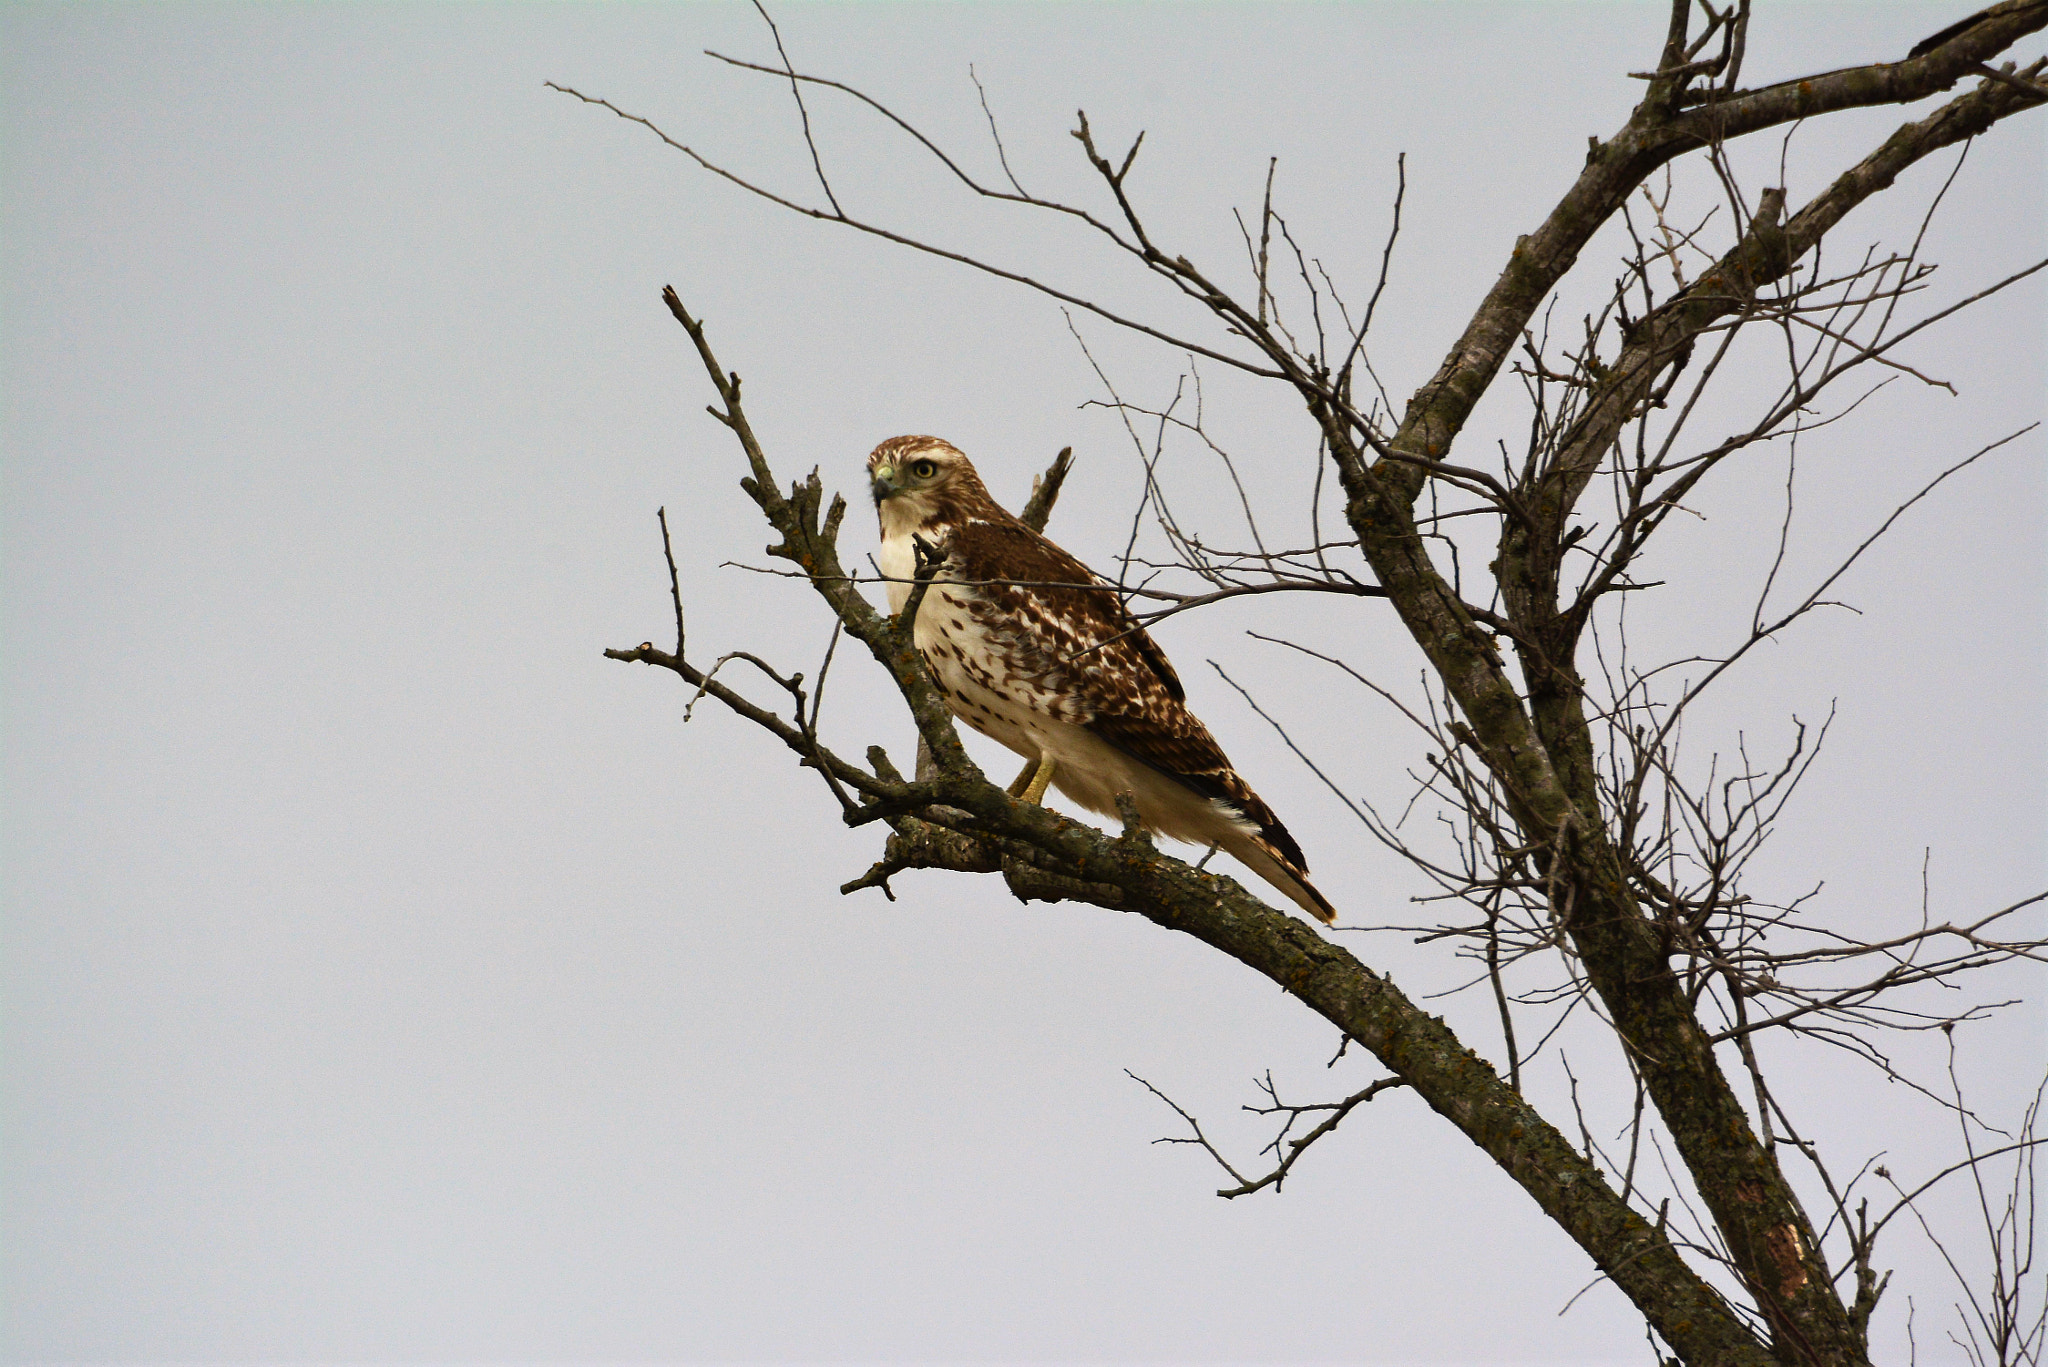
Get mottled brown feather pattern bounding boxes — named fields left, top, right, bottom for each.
left=940, top=521, right=1310, bottom=874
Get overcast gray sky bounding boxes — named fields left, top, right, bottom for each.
left=4, top=3, right=2042, bottom=1362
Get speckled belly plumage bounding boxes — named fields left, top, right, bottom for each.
left=912, top=584, right=1075, bottom=762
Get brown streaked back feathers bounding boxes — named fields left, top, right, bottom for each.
left=941, top=509, right=1313, bottom=880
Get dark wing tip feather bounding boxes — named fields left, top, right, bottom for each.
left=1235, top=793, right=1311, bottom=876
left=1263, top=849, right=1338, bottom=924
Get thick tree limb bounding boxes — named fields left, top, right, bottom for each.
left=1320, top=50, right=2045, bottom=1367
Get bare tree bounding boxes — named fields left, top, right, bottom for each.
left=563, top=5, right=2047, bottom=1364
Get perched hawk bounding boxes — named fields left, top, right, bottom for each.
left=868, top=435, right=1337, bottom=924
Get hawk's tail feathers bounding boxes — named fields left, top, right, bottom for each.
left=1222, top=828, right=1338, bottom=925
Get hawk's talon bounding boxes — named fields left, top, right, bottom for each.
left=1012, top=753, right=1057, bottom=806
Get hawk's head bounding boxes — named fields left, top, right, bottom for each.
left=867, top=435, right=992, bottom=531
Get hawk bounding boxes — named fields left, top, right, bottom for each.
left=868, top=435, right=1337, bottom=924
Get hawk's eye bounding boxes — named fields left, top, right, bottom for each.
left=910, top=459, right=939, bottom=479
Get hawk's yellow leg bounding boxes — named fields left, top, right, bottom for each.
left=1007, top=753, right=1057, bottom=806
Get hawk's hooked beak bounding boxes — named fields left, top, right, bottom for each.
left=870, top=464, right=898, bottom=503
